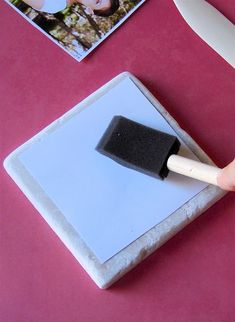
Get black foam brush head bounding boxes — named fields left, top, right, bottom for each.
left=96, top=116, right=181, bottom=179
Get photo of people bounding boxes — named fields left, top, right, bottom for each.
left=6, top=0, right=145, bottom=61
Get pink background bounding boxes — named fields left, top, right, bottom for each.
left=1, top=1, right=235, bottom=321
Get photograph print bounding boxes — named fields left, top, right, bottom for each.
left=6, top=0, right=146, bottom=61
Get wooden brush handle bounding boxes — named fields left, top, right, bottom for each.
left=167, top=155, right=222, bottom=186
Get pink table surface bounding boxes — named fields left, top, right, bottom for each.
left=1, top=1, right=235, bottom=321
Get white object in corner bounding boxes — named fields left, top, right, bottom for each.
left=173, top=0, right=235, bottom=68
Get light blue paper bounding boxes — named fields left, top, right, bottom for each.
left=19, top=78, right=207, bottom=263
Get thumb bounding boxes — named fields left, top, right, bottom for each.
left=217, top=158, right=235, bottom=191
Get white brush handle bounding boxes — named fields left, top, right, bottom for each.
left=167, top=155, right=222, bottom=186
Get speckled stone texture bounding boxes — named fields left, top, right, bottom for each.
left=3, top=72, right=226, bottom=289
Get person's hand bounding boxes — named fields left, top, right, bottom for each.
left=217, top=158, right=235, bottom=191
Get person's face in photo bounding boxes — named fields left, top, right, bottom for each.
left=79, top=0, right=111, bottom=14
